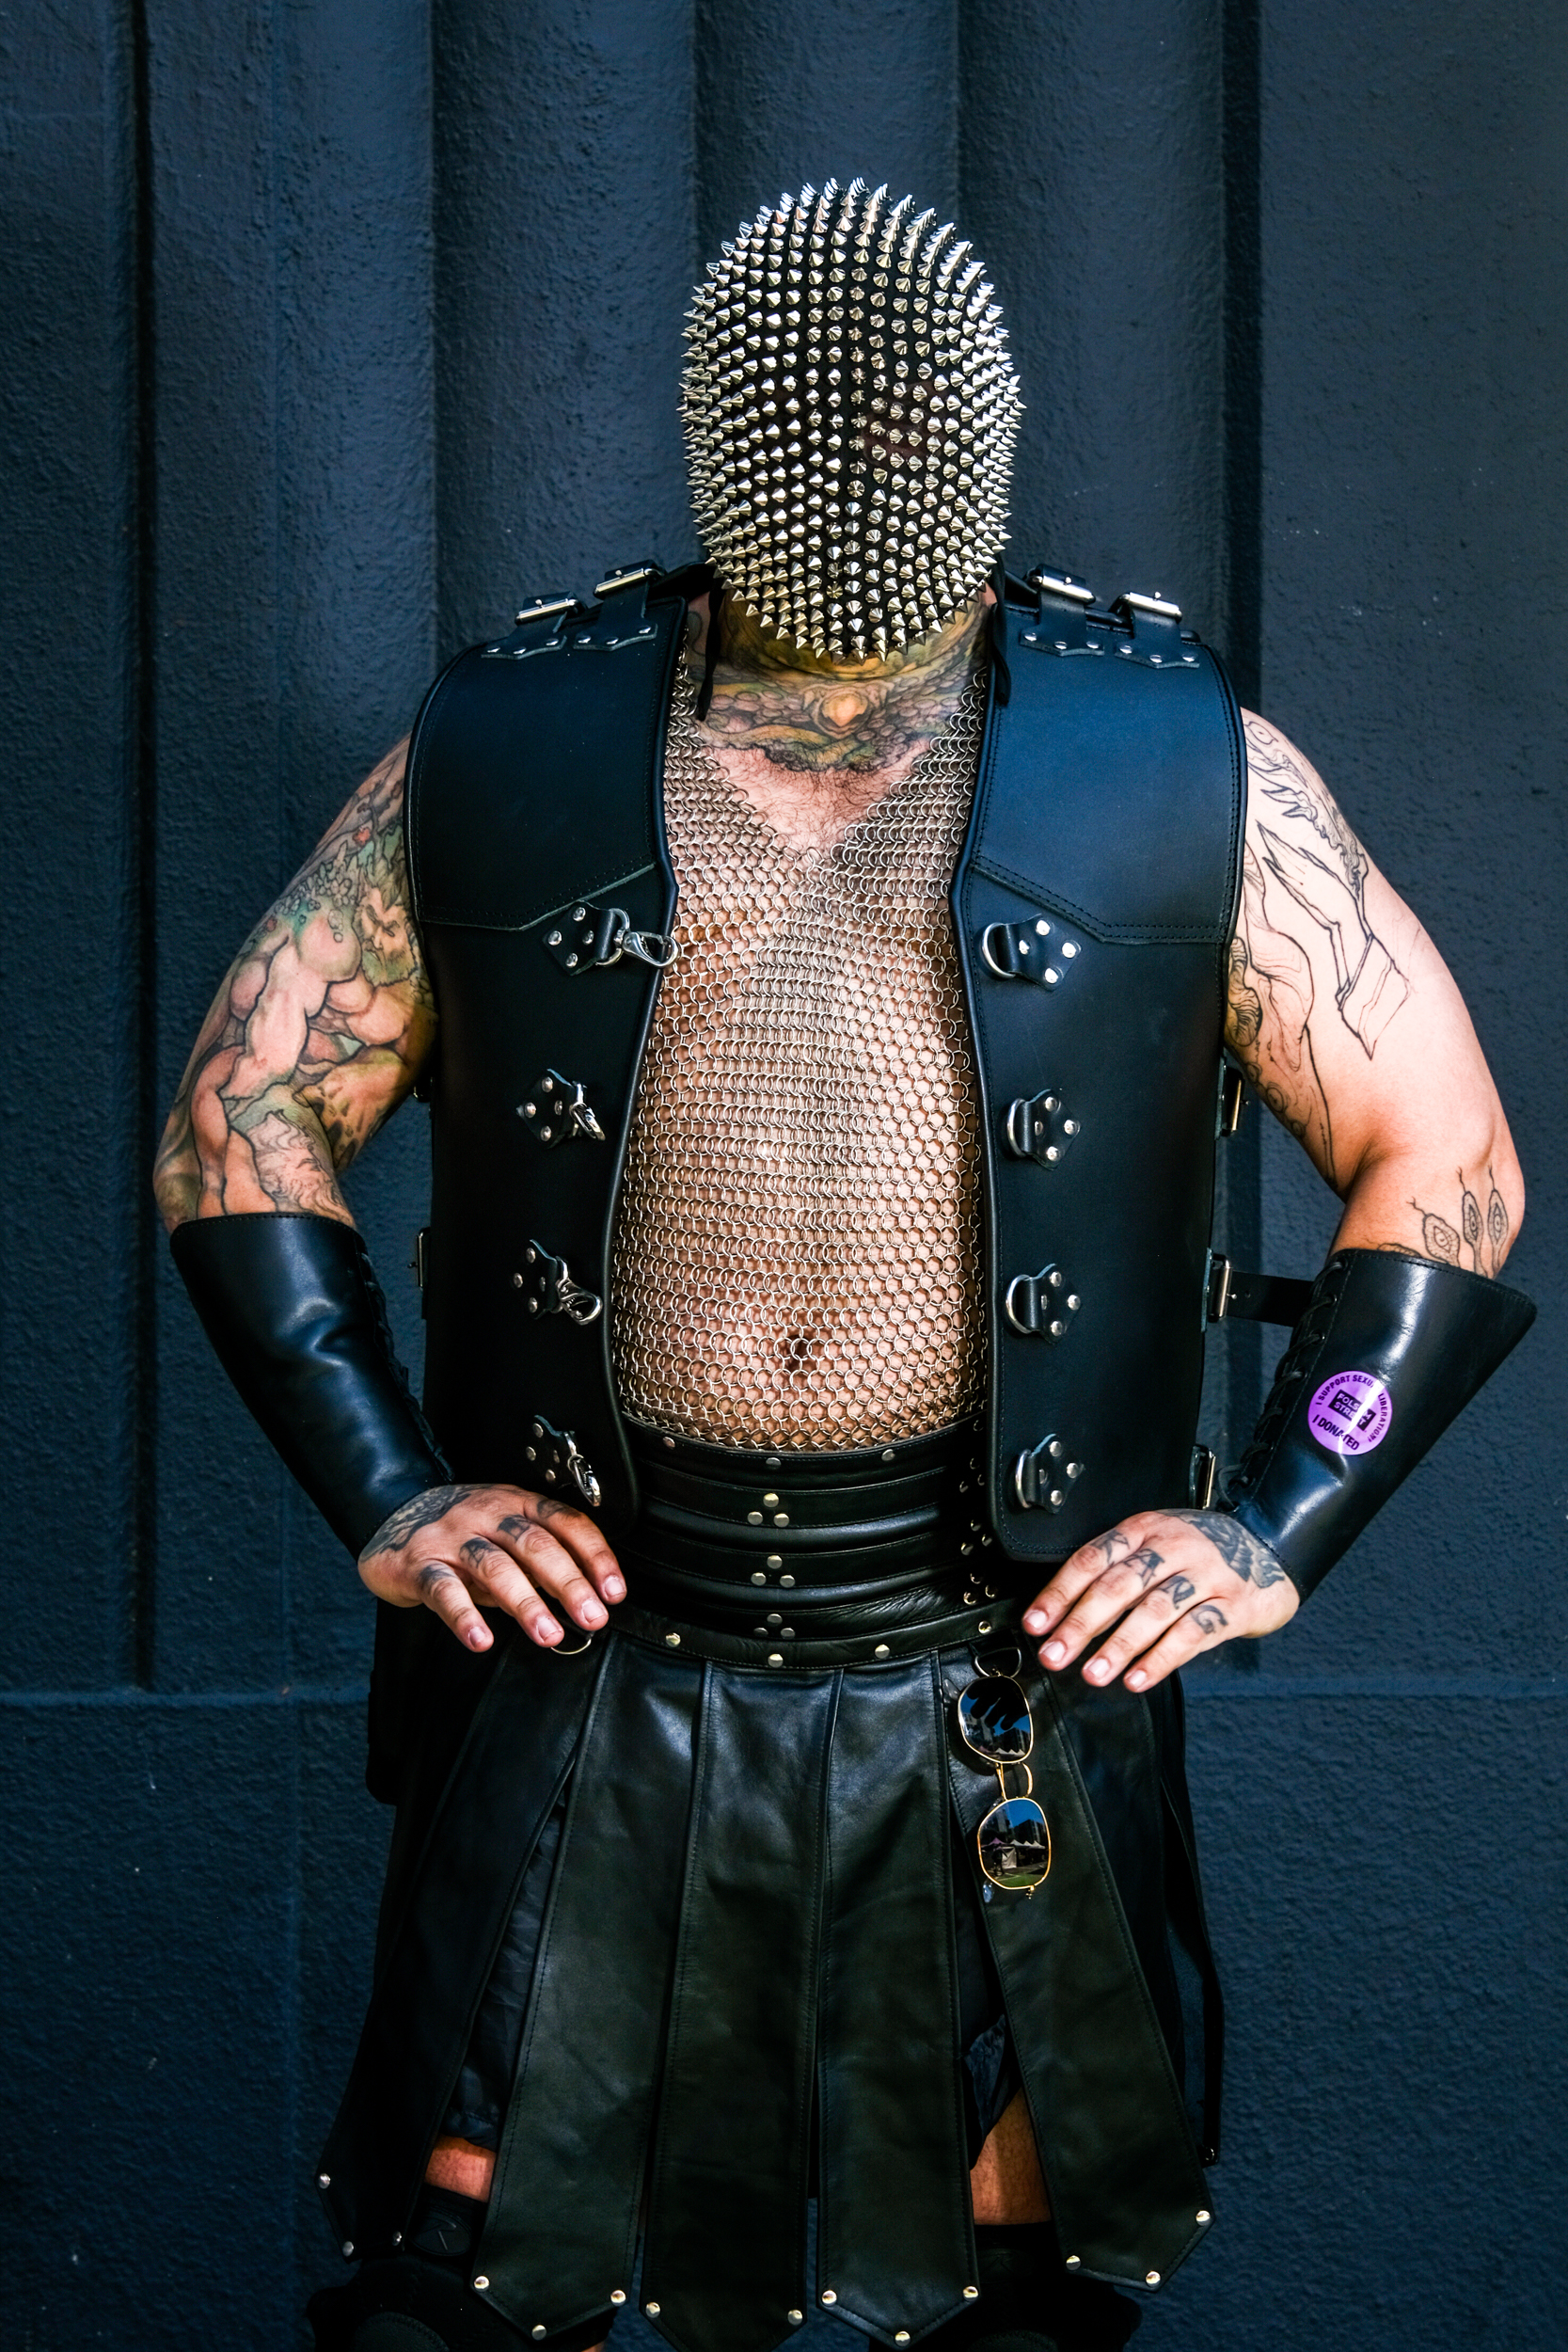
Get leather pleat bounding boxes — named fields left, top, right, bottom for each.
left=319, top=1629, right=600, bottom=2258
left=942, top=1649, right=1211, bottom=2293
left=815, top=1656, right=977, bottom=2343
left=478, top=1638, right=703, bottom=2338
left=640, top=1664, right=841, bottom=2352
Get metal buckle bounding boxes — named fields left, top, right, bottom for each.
left=1205, top=1250, right=1234, bottom=1327
left=483, top=596, right=581, bottom=659
left=1004, top=1089, right=1081, bottom=1166
left=517, top=1070, right=606, bottom=1148
left=1011, top=1438, right=1085, bottom=1514
left=544, top=902, right=679, bottom=974
left=523, top=1415, right=602, bottom=1510
left=1108, top=591, right=1201, bottom=671
left=1189, top=1444, right=1219, bottom=1509
left=1021, top=568, right=1102, bottom=656
left=979, top=915, right=1083, bottom=988
left=515, top=1242, right=603, bottom=1326
left=1217, top=1065, right=1246, bottom=1138
left=1004, top=1263, right=1081, bottom=1342
left=594, top=560, right=661, bottom=598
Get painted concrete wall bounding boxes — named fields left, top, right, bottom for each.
left=3, top=4, right=1562, bottom=2344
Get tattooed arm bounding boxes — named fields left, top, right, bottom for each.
left=154, top=742, right=435, bottom=1230
left=156, top=745, right=626, bottom=1649
left=1227, top=712, right=1525, bottom=1274
left=1021, top=714, right=1528, bottom=1692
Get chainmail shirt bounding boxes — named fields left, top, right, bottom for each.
left=611, top=671, right=987, bottom=1452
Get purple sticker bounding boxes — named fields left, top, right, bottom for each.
left=1307, top=1369, right=1392, bottom=1457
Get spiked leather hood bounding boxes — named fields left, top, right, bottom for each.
left=681, top=180, right=1023, bottom=661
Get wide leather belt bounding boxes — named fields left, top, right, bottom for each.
left=619, top=1418, right=1039, bottom=1666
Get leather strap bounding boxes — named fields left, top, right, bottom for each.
left=639, top=1664, right=840, bottom=2352
left=480, top=1638, right=702, bottom=2340
left=815, top=1656, right=978, bottom=2344
left=942, top=1653, right=1212, bottom=2293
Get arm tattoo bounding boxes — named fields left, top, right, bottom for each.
left=1228, top=716, right=1413, bottom=1183
left=1408, top=1164, right=1509, bottom=1278
left=1166, top=1509, right=1289, bottom=1589
left=1228, top=840, right=1338, bottom=1180
left=155, top=740, right=436, bottom=1229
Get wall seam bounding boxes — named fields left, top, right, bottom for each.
left=130, top=0, right=159, bottom=1691
left=1221, top=0, right=1265, bottom=1455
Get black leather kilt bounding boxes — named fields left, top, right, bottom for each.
left=320, top=1424, right=1221, bottom=2352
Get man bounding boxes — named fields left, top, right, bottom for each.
left=157, top=183, right=1531, bottom=2352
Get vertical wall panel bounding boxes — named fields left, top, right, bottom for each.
left=1252, top=0, right=1567, bottom=1676
left=273, top=0, right=436, bottom=1689
left=0, top=0, right=139, bottom=1690
left=146, top=0, right=290, bottom=1693
left=695, top=0, right=958, bottom=255
left=960, top=0, right=1226, bottom=629
left=433, top=0, right=696, bottom=653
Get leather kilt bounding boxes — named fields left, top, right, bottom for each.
left=319, top=1423, right=1221, bottom=2352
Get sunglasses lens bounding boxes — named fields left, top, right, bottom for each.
left=958, top=1677, right=1032, bottom=1764
left=977, top=1797, right=1052, bottom=1891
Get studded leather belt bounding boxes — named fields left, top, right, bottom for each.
left=617, top=1418, right=1045, bottom=1668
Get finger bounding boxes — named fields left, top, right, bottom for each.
left=414, top=1560, right=498, bottom=1653
left=489, top=1520, right=610, bottom=1632
left=495, top=1502, right=626, bottom=1605
left=1122, top=1598, right=1233, bottom=1692
left=1022, top=1523, right=1152, bottom=1637
left=1034, top=1544, right=1174, bottom=1666
left=456, top=1536, right=568, bottom=1645
left=1079, top=1573, right=1214, bottom=1687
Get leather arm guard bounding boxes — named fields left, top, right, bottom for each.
left=169, top=1211, right=451, bottom=1557
left=1225, top=1247, right=1535, bottom=1601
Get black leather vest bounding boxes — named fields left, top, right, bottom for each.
left=405, top=564, right=1244, bottom=1565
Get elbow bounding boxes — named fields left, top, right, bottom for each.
left=152, top=1107, right=200, bottom=1234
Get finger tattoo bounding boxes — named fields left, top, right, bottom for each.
left=1090, top=1529, right=1134, bottom=1569
left=1157, top=1573, right=1197, bottom=1609
left=1192, top=1601, right=1228, bottom=1635
left=459, top=1536, right=501, bottom=1572
left=417, top=1561, right=461, bottom=1603
left=1126, top=1546, right=1165, bottom=1589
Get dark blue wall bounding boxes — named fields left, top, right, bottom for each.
left=3, top=5, right=1563, bottom=2345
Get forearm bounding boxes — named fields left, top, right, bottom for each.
left=1327, top=1117, right=1524, bottom=1277
left=155, top=1084, right=350, bottom=1232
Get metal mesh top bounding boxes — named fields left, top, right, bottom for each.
left=611, top=672, right=987, bottom=1451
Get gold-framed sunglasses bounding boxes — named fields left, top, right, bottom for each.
left=955, top=1653, right=1053, bottom=1895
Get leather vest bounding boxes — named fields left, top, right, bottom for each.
left=405, top=563, right=1245, bottom=1565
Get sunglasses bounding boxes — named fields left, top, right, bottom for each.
left=955, top=1658, right=1053, bottom=1895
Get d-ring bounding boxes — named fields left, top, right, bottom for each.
left=548, top=1629, right=594, bottom=1657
